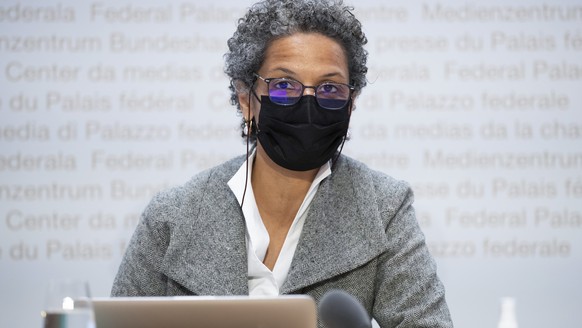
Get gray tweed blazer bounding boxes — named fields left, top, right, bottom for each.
left=111, top=154, right=453, bottom=327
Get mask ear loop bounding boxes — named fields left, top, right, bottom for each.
left=332, top=136, right=347, bottom=167
left=240, top=86, right=256, bottom=210
left=331, top=97, right=353, bottom=169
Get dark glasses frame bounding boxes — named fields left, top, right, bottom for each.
left=253, top=73, right=354, bottom=110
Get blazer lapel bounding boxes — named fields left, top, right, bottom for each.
left=281, top=157, right=389, bottom=294
left=161, top=158, right=249, bottom=296
left=158, top=155, right=388, bottom=296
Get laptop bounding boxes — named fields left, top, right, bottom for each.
left=92, top=295, right=317, bottom=328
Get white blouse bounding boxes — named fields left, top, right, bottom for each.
left=227, top=150, right=331, bottom=296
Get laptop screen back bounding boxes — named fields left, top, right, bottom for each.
left=92, top=295, right=317, bottom=328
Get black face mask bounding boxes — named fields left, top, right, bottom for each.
left=255, top=95, right=350, bottom=171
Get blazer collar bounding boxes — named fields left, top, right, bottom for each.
left=162, top=157, right=249, bottom=295
left=161, top=155, right=388, bottom=295
left=281, top=156, right=388, bottom=293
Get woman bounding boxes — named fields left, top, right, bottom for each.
left=112, top=0, right=453, bottom=327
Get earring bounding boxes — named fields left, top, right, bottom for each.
left=244, top=119, right=253, bottom=136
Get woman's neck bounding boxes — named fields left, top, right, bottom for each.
left=251, top=144, right=318, bottom=222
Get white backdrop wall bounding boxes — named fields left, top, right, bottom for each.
left=1, top=0, right=581, bottom=327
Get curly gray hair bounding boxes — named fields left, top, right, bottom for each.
left=224, top=0, right=368, bottom=139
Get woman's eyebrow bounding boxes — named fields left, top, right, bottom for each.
left=269, top=67, right=347, bottom=81
left=269, top=67, right=296, bottom=76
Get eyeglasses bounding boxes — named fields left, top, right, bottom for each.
left=254, top=73, right=354, bottom=110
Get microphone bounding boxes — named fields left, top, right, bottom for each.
left=318, top=289, right=372, bottom=328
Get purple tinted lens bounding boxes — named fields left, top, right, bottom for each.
left=317, top=83, right=350, bottom=109
left=269, top=79, right=302, bottom=105
left=317, top=98, right=348, bottom=110
left=271, top=95, right=301, bottom=105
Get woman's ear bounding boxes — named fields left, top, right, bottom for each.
left=350, top=94, right=358, bottom=113
left=233, top=79, right=252, bottom=121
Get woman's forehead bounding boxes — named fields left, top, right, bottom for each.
left=259, top=32, right=349, bottom=81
